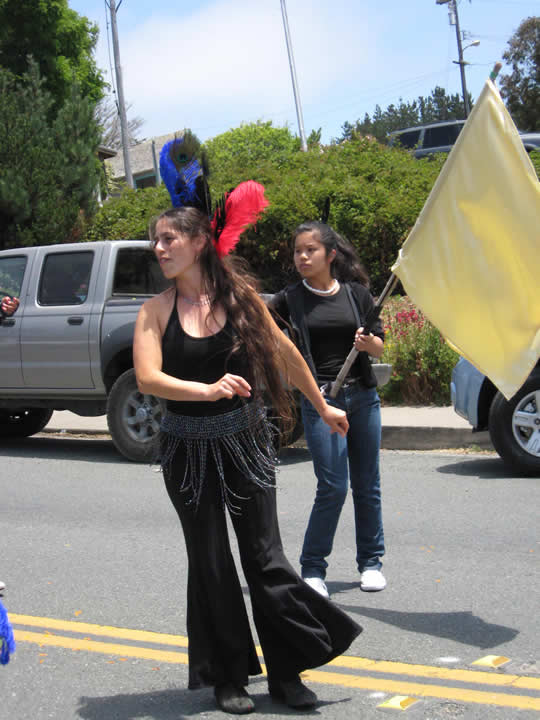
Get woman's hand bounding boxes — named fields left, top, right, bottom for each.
left=320, top=403, right=349, bottom=437
left=206, top=374, right=252, bottom=401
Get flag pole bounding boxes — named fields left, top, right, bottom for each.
left=328, top=273, right=399, bottom=398
left=328, top=61, right=504, bottom=400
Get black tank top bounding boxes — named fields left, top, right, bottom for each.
left=161, top=299, right=250, bottom=417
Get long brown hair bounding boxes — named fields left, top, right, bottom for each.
left=149, top=207, right=294, bottom=436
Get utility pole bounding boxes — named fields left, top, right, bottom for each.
left=280, top=0, right=308, bottom=151
left=108, top=0, right=134, bottom=188
left=436, top=0, right=471, bottom=117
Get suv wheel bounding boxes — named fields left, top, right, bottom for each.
left=0, top=408, right=53, bottom=438
left=488, top=370, right=540, bottom=476
left=107, top=369, right=165, bottom=462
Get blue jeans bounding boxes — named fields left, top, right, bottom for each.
left=300, top=384, right=384, bottom=579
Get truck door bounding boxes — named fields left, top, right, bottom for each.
left=20, top=249, right=96, bottom=389
left=0, top=254, right=29, bottom=387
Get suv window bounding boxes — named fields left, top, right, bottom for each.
left=0, top=255, right=27, bottom=299
left=392, top=129, right=421, bottom=149
left=39, top=251, right=94, bottom=306
left=423, top=123, right=463, bottom=148
left=113, top=247, right=170, bottom=295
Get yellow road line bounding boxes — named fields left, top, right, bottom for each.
left=10, top=613, right=188, bottom=648
left=11, top=613, right=539, bottom=692
left=302, top=669, right=540, bottom=712
left=327, top=656, right=540, bottom=691
left=14, top=629, right=540, bottom=712
left=15, top=630, right=189, bottom=665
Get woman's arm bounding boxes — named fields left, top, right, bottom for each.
left=133, top=297, right=251, bottom=402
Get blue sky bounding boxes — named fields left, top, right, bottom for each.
left=69, top=0, right=539, bottom=143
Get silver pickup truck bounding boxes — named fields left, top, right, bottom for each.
left=0, top=240, right=169, bottom=462
left=0, top=241, right=391, bottom=462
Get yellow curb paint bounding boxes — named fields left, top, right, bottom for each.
left=377, top=695, right=419, bottom=710
left=14, top=630, right=540, bottom=712
left=471, top=656, right=510, bottom=668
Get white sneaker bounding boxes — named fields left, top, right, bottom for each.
left=303, top=577, right=329, bottom=598
left=360, top=569, right=386, bottom=592
left=0, top=580, right=5, bottom=593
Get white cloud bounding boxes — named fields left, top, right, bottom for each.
left=100, top=0, right=377, bottom=138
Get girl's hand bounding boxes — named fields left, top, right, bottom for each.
left=207, top=374, right=252, bottom=401
left=354, top=326, right=375, bottom=352
left=320, top=404, right=349, bottom=437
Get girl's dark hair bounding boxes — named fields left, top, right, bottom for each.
left=293, top=221, right=370, bottom=288
left=149, top=207, right=294, bottom=437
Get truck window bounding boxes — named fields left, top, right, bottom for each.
left=113, top=247, right=170, bottom=295
left=0, top=256, right=27, bottom=299
left=38, top=251, right=94, bottom=306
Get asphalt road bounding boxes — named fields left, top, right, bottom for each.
left=1, top=436, right=539, bottom=719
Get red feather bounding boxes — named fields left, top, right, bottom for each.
left=212, top=181, right=269, bottom=258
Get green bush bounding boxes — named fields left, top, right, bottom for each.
left=85, top=124, right=444, bottom=296
left=378, top=296, right=459, bottom=405
left=84, top=184, right=170, bottom=241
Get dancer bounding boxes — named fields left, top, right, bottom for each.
left=270, top=221, right=386, bottom=597
left=133, top=135, right=361, bottom=714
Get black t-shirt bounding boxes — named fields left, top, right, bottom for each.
left=270, top=281, right=384, bottom=387
left=303, top=286, right=361, bottom=382
left=161, top=302, right=249, bottom=416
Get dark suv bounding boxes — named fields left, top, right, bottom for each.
left=388, top=120, right=540, bottom=158
left=388, top=120, right=465, bottom=158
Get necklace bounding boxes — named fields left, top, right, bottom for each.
left=302, top=278, right=339, bottom=295
left=179, top=294, right=211, bottom=307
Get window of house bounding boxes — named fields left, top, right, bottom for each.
left=38, top=252, right=94, bottom=306
left=134, top=174, right=157, bottom=190
left=113, top=247, right=170, bottom=295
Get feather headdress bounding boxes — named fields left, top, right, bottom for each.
left=0, top=600, right=15, bottom=665
left=211, top=181, right=269, bottom=258
left=159, top=130, right=211, bottom=215
left=159, top=130, right=269, bottom=257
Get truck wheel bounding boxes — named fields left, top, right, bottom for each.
left=488, top=370, right=540, bottom=476
left=107, top=369, right=165, bottom=462
left=0, top=408, right=53, bottom=438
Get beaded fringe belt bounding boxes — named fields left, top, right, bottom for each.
left=160, top=401, right=278, bottom=513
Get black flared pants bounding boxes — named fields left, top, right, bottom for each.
left=164, top=447, right=362, bottom=690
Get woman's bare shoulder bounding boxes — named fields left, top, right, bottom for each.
left=139, top=287, right=175, bottom=327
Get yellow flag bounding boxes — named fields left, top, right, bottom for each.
left=392, top=79, right=540, bottom=400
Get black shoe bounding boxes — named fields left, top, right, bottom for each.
left=268, top=675, right=318, bottom=709
left=214, top=683, right=255, bottom=714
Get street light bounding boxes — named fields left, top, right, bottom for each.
left=436, top=0, right=479, bottom=118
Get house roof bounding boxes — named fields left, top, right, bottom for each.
left=105, top=130, right=183, bottom=179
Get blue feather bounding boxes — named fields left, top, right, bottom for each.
left=160, top=136, right=204, bottom=209
left=0, top=600, right=15, bottom=665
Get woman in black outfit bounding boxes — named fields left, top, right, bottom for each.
left=133, top=203, right=361, bottom=715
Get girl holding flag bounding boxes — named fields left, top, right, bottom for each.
left=270, top=221, right=387, bottom=598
